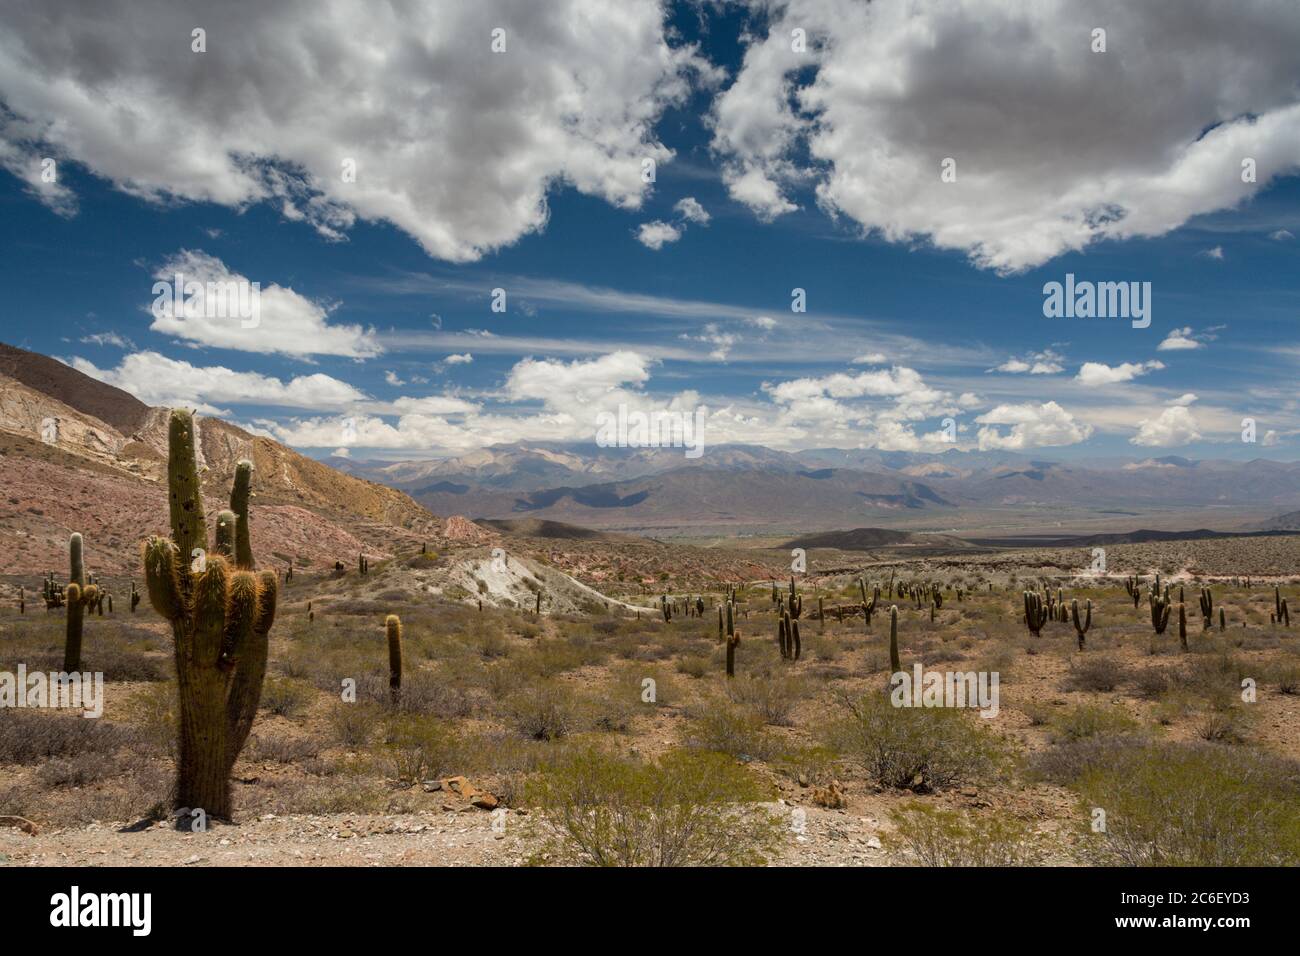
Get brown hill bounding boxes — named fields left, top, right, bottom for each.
left=0, top=342, right=150, bottom=434
left=0, top=342, right=443, bottom=575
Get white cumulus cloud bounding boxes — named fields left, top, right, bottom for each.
left=710, top=0, right=1300, bottom=272
left=69, top=351, right=369, bottom=412
left=1132, top=402, right=1203, bottom=447
left=1075, top=360, right=1165, bottom=386
left=976, top=401, right=1093, bottom=450
left=0, top=0, right=706, bottom=262
left=149, top=250, right=379, bottom=358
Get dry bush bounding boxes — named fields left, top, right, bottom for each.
left=1074, top=742, right=1300, bottom=865
left=1045, top=703, right=1141, bottom=744
left=823, top=692, right=1002, bottom=792
left=887, top=803, right=1048, bottom=866
left=527, top=746, right=782, bottom=866
left=683, top=698, right=784, bottom=761
left=0, top=709, right=140, bottom=764
left=1062, top=656, right=1123, bottom=693
left=248, top=732, right=321, bottom=764
left=725, top=672, right=807, bottom=727
left=504, top=681, right=582, bottom=741
left=1194, top=706, right=1251, bottom=744
left=327, top=701, right=381, bottom=747
left=382, top=714, right=460, bottom=783
left=260, top=677, right=313, bottom=717
left=1130, top=666, right=1171, bottom=699
left=127, top=680, right=178, bottom=755
left=675, top=653, right=711, bottom=678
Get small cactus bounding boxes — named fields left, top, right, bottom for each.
left=888, top=605, right=901, bottom=674
left=726, top=628, right=740, bottom=678
left=1149, top=591, right=1172, bottom=635
left=1070, top=598, right=1091, bottom=651
left=386, top=614, right=403, bottom=704
left=1178, top=602, right=1188, bottom=652
left=63, top=533, right=88, bottom=671
left=1023, top=590, right=1048, bottom=637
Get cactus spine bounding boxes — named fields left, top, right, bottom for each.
left=386, top=614, right=403, bottom=704
left=143, top=411, right=277, bottom=820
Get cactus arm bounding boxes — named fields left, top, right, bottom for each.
left=142, top=537, right=184, bottom=621
left=167, top=409, right=208, bottom=590
left=191, top=556, right=230, bottom=664
left=214, top=510, right=238, bottom=558
left=253, top=570, right=278, bottom=635
left=219, top=571, right=259, bottom=669
left=69, top=532, right=85, bottom=587
left=230, top=460, right=254, bottom=570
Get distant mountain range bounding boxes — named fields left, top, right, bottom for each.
left=5, top=340, right=1298, bottom=551
left=330, top=441, right=1300, bottom=535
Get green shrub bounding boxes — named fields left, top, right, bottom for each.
left=505, top=682, right=582, bottom=740
left=128, top=680, right=178, bottom=755
left=675, top=654, right=711, bottom=679
left=527, top=746, right=782, bottom=866
left=1046, top=703, right=1141, bottom=743
left=383, top=714, right=459, bottom=783
left=0, top=709, right=140, bottom=764
left=261, top=677, right=313, bottom=718
left=684, top=699, right=784, bottom=761
left=823, top=692, right=1002, bottom=791
left=1075, top=742, right=1300, bottom=865
left=887, top=802, right=1047, bottom=866
left=725, top=673, right=806, bottom=727
left=328, top=702, right=381, bottom=748
left=1062, top=656, right=1123, bottom=692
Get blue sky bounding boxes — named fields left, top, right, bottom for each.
left=1, top=0, right=1298, bottom=462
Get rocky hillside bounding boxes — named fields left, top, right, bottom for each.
left=0, top=342, right=442, bottom=575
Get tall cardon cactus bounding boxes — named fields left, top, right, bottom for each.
left=142, top=413, right=277, bottom=821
